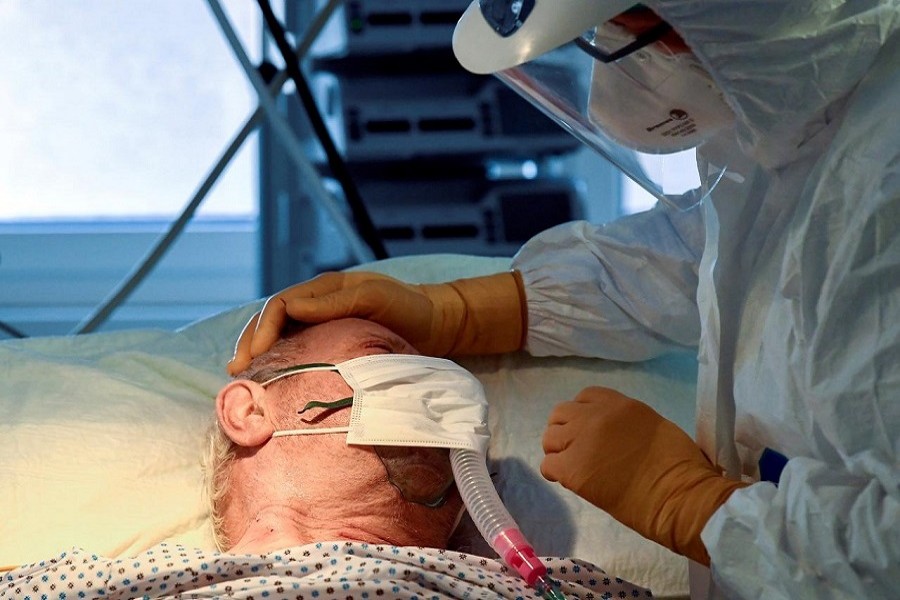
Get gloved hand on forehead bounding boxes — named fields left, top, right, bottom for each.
left=228, top=270, right=527, bottom=375
left=541, top=387, right=750, bottom=566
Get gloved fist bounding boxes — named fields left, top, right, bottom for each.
left=541, top=387, right=748, bottom=565
left=227, top=270, right=527, bottom=375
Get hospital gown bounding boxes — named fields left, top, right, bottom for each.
left=1, top=542, right=651, bottom=599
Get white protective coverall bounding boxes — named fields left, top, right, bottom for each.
left=512, top=1, right=900, bottom=598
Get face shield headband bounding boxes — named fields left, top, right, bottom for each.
left=456, top=1, right=735, bottom=210
left=479, top=0, right=673, bottom=64
left=258, top=355, right=491, bottom=508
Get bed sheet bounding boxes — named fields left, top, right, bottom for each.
left=0, top=254, right=696, bottom=597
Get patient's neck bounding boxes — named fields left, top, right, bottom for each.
left=227, top=499, right=447, bottom=554
left=223, top=434, right=461, bottom=554
left=224, top=465, right=459, bottom=554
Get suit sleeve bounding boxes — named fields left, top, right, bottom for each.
left=512, top=193, right=707, bottom=360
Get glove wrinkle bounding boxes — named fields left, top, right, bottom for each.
left=540, top=388, right=749, bottom=567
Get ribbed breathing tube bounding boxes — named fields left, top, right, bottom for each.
left=450, top=448, right=566, bottom=600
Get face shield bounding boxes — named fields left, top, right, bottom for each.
left=454, top=0, right=735, bottom=208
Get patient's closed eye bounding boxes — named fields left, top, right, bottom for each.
left=361, top=336, right=402, bottom=354
left=365, top=342, right=394, bottom=353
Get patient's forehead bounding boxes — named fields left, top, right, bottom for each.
left=293, top=318, right=418, bottom=363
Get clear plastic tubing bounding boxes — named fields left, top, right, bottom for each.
left=450, top=448, right=566, bottom=600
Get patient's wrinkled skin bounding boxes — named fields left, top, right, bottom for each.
left=215, top=318, right=464, bottom=554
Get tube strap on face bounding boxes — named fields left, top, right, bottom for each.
left=298, top=396, right=353, bottom=414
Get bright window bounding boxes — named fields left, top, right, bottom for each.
left=0, top=0, right=261, bottom=221
left=0, top=1, right=264, bottom=336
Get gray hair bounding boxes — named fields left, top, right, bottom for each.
left=201, top=416, right=236, bottom=551
left=201, top=326, right=313, bottom=551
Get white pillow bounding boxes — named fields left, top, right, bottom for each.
left=0, top=254, right=695, bottom=597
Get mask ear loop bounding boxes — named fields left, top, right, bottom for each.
left=258, top=363, right=339, bottom=387
left=261, top=363, right=354, bottom=433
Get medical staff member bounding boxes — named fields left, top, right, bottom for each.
left=229, top=1, right=900, bottom=597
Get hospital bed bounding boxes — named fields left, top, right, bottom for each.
left=0, top=254, right=697, bottom=598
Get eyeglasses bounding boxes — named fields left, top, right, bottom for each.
left=574, top=19, right=673, bottom=63
left=258, top=363, right=456, bottom=508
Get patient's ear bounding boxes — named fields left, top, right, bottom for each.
left=216, top=380, right=274, bottom=447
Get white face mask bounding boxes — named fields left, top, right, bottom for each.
left=587, top=24, right=735, bottom=154
left=265, top=354, right=490, bottom=455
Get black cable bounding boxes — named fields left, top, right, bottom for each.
left=72, top=112, right=263, bottom=335
left=0, top=319, right=27, bottom=339
left=255, top=0, right=388, bottom=260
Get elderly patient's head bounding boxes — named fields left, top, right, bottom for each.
left=203, top=318, right=464, bottom=554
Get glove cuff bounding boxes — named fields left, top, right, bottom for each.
left=423, top=271, right=527, bottom=356
left=665, top=474, right=750, bottom=566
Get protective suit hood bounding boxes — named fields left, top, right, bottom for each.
left=647, top=0, right=900, bottom=169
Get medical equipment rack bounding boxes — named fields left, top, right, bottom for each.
left=258, top=0, right=586, bottom=293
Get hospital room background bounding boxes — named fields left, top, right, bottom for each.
left=1, top=1, right=702, bottom=597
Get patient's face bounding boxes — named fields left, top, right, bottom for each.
left=292, top=316, right=420, bottom=362
left=233, top=318, right=462, bottom=544
left=262, top=317, right=419, bottom=430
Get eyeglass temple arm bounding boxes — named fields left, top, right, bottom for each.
left=575, top=20, right=673, bottom=64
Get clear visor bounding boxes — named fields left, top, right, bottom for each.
left=494, top=26, right=733, bottom=210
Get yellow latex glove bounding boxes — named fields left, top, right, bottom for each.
left=227, top=270, right=527, bottom=375
left=541, top=387, right=749, bottom=566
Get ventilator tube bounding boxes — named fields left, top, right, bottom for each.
left=450, top=448, right=565, bottom=599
